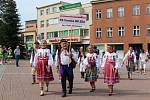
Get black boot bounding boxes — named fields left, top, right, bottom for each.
left=61, top=76, right=66, bottom=97
left=128, top=72, right=130, bottom=79
left=62, top=92, right=66, bottom=97
left=68, top=80, right=73, bottom=94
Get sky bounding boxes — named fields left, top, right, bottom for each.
left=14, top=0, right=90, bottom=27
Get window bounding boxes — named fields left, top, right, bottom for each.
left=96, top=28, right=101, bottom=38
left=83, top=29, right=89, bottom=37
left=54, top=32, right=58, bottom=37
left=40, top=20, right=44, bottom=27
left=46, top=8, right=50, bottom=15
left=26, top=35, right=33, bottom=41
left=146, top=3, right=150, bottom=14
left=133, top=26, right=140, bottom=36
left=107, top=8, right=112, bottom=18
left=40, top=10, right=44, bottom=16
left=52, top=7, right=57, bottom=13
left=84, top=14, right=89, bottom=21
left=53, top=18, right=59, bottom=24
left=41, top=33, right=44, bottom=39
left=133, top=5, right=140, bottom=16
left=118, top=7, right=124, bottom=17
left=107, top=27, right=112, bottom=37
left=46, top=20, right=49, bottom=27
left=96, top=9, right=101, bottom=19
left=147, top=24, right=150, bottom=35
left=118, top=27, right=125, bottom=37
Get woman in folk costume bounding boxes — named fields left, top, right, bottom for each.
left=123, top=47, right=136, bottom=80
left=77, top=46, right=86, bottom=78
left=33, top=40, right=54, bottom=96
left=101, top=46, right=120, bottom=96
left=0, top=47, right=3, bottom=65
left=139, top=49, right=148, bottom=74
left=84, top=45, right=99, bottom=92
left=30, top=41, right=40, bottom=84
left=7, top=47, right=13, bottom=64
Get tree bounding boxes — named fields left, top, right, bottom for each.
left=0, top=0, right=21, bottom=49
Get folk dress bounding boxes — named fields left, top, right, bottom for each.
left=84, top=53, right=99, bottom=82
left=101, top=52, right=120, bottom=85
left=33, top=48, right=54, bottom=83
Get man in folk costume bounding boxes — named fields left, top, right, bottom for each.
left=30, top=41, right=39, bottom=84
left=83, top=45, right=100, bottom=92
left=55, top=39, right=74, bottom=97
left=101, top=46, right=120, bottom=96
left=33, top=40, right=54, bottom=96
left=123, top=47, right=136, bottom=80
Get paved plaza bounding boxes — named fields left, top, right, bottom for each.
left=0, top=60, right=150, bottom=100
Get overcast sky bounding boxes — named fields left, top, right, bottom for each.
left=14, top=0, right=90, bottom=27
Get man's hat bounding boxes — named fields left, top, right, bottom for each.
left=34, top=41, right=39, bottom=44
left=59, top=39, right=68, bottom=44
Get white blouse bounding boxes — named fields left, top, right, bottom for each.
left=101, top=52, right=120, bottom=69
left=33, top=48, right=53, bottom=67
left=83, top=53, right=99, bottom=68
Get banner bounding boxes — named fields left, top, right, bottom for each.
left=59, top=14, right=86, bottom=28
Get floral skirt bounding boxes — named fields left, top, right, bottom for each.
left=85, top=66, right=97, bottom=82
left=104, top=62, right=119, bottom=85
left=36, top=59, right=54, bottom=83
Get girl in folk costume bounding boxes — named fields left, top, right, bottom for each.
left=7, top=47, right=13, bottom=64
left=84, top=45, right=99, bottom=92
left=139, top=49, right=148, bottom=74
left=0, top=47, right=3, bottom=65
left=77, top=46, right=86, bottom=78
left=33, top=40, right=54, bottom=96
left=123, top=47, right=136, bottom=80
left=101, top=46, right=120, bottom=96
left=30, top=41, right=40, bottom=84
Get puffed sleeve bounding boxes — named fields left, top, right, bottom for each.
left=101, top=53, right=107, bottom=68
left=114, top=54, right=120, bottom=69
left=123, top=51, right=128, bottom=62
left=83, top=53, right=89, bottom=66
left=30, top=50, right=33, bottom=64
left=47, top=49, right=53, bottom=66
left=94, top=53, right=100, bottom=68
left=54, top=50, right=59, bottom=67
left=33, top=49, right=39, bottom=67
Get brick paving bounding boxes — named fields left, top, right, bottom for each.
left=0, top=60, right=150, bottom=100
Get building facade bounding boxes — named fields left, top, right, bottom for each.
left=91, top=0, right=150, bottom=58
left=22, top=20, right=37, bottom=51
left=37, top=1, right=92, bottom=52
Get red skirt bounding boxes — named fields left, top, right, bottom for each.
left=104, top=61, right=119, bottom=85
left=36, top=58, right=54, bottom=83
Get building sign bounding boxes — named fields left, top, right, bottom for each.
left=48, top=38, right=80, bottom=43
left=60, top=2, right=82, bottom=10
left=59, top=14, right=86, bottom=28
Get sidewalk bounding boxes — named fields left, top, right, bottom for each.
left=0, top=60, right=150, bottom=100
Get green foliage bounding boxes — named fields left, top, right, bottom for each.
left=0, top=0, right=22, bottom=49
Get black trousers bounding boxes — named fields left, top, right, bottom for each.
left=61, top=65, right=74, bottom=93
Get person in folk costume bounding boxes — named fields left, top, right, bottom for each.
left=101, top=46, right=120, bottom=96
left=30, top=41, right=40, bottom=84
left=83, top=45, right=99, bottom=92
left=7, top=47, right=13, bottom=64
left=0, top=46, right=3, bottom=65
left=123, top=47, right=136, bottom=80
left=55, top=39, right=74, bottom=97
left=139, top=49, right=148, bottom=75
left=77, top=46, right=86, bottom=78
left=33, top=40, right=54, bottom=96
